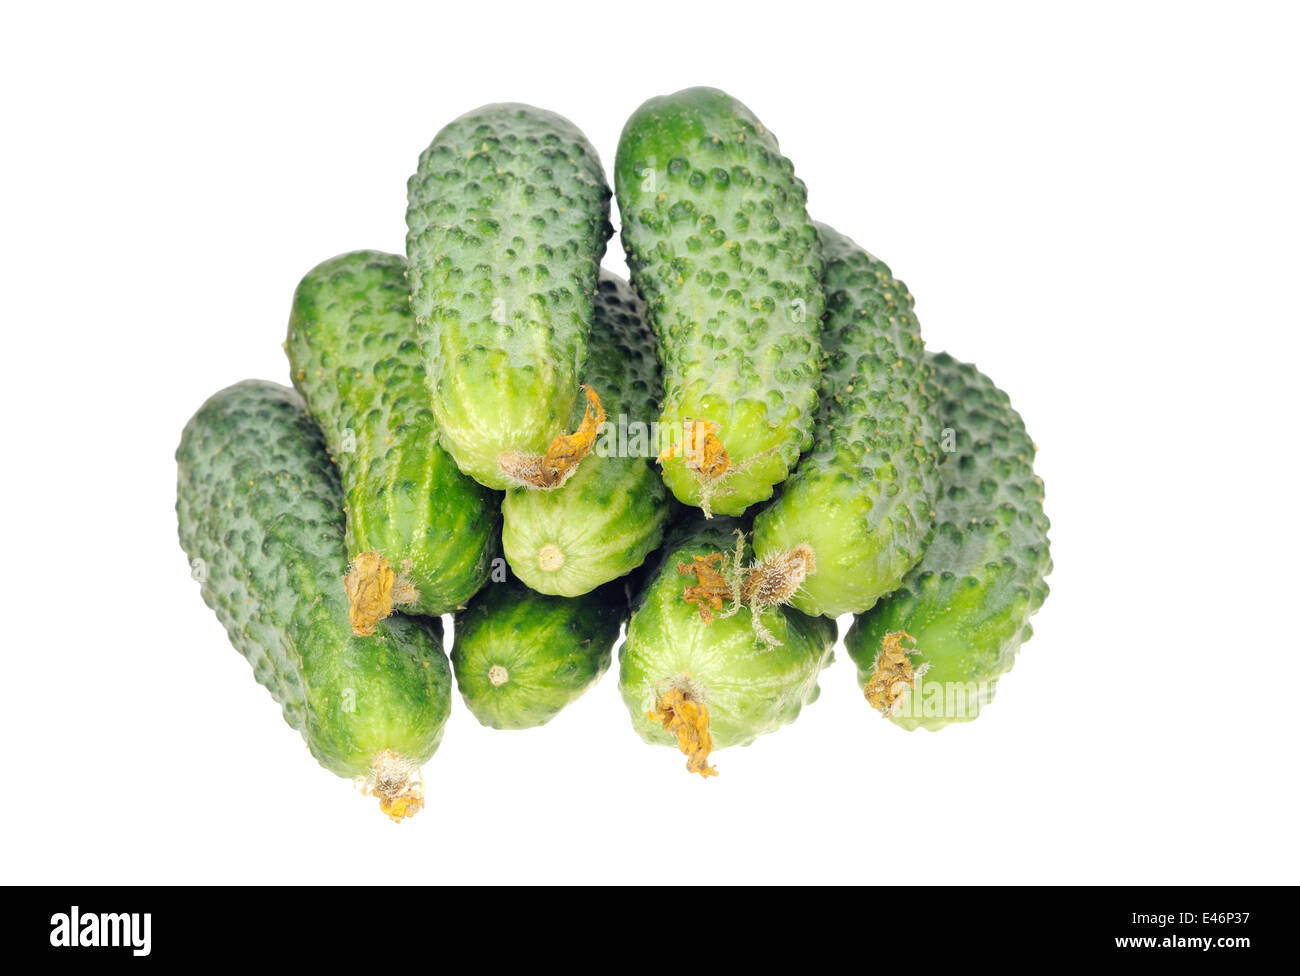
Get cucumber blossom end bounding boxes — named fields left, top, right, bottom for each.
left=343, top=551, right=417, bottom=637
left=360, top=750, right=426, bottom=823
left=862, top=631, right=927, bottom=719
left=497, top=385, right=606, bottom=490
left=679, top=529, right=817, bottom=647
left=647, top=681, right=718, bottom=778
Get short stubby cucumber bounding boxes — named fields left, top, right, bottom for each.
left=406, top=103, right=613, bottom=490
left=175, top=380, right=453, bottom=821
left=285, top=251, right=500, bottom=632
left=500, top=271, right=670, bottom=595
left=845, top=353, right=1052, bottom=731
left=615, top=87, right=824, bottom=517
left=619, top=517, right=836, bottom=776
left=451, top=578, right=625, bottom=730
left=752, top=224, right=942, bottom=617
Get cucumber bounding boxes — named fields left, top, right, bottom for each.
left=176, top=381, right=452, bottom=820
left=615, top=87, right=824, bottom=517
left=406, top=103, right=613, bottom=490
left=618, top=517, right=836, bottom=776
left=450, top=578, right=625, bottom=730
left=845, top=353, right=1052, bottom=730
left=500, top=271, right=670, bottom=595
left=751, top=224, right=942, bottom=617
left=285, top=250, right=500, bottom=633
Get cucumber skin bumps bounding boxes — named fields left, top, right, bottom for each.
left=615, top=87, right=824, bottom=516
left=406, top=103, right=613, bottom=491
left=752, top=224, right=941, bottom=618
left=176, top=380, right=453, bottom=821
left=846, top=353, right=1052, bottom=731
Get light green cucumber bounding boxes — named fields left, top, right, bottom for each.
left=845, top=353, right=1052, bottom=730
left=618, top=517, right=836, bottom=776
left=175, top=381, right=452, bottom=820
left=286, top=251, right=500, bottom=630
left=451, top=579, right=625, bottom=730
left=406, top=103, right=612, bottom=490
left=752, top=224, right=942, bottom=617
left=615, top=87, right=824, bottom=516
left=500, top=271, right=670, bottom=595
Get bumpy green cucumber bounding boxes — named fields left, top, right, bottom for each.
left=500, top=271, right=670, bottom=595
left=286, top=251, right=500, bottom=631
left=406, top=103, right=612, bottom=490
left=752, top=224, right=942, bottom=617
left=451, top=578, right=625, bottom=730
left=615, top=87, right=824, bottom=516
left=845, top=353, right=1051, bottom=731
left=175, top=380, right=452, bottom=820
left=619, top=517, right=836, bottom=776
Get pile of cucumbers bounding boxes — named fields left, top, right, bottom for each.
left=176, top=88, right=1051, bottom=819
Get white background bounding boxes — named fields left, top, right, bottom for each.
left=1, top=1, right=1296, bottom=885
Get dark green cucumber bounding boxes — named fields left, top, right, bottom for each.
left=752, top=224, right=942, bottom=617
left=286, top=251, right=500, bottom=629
left=406, top=103, right=612, bottom=489
left=500, top=271, right=670, bottom=595
left=618, top=517, right=836, bottom=776
left=845, top=353, right=1052, bottom=730
left=451, top=578, right=625, bottom=730
left=615, top=87, right=824, bottom=516
left=175, top=380, right=452, bottom=820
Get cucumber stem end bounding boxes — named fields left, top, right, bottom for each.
left=537, top=544, right=565, bottom=573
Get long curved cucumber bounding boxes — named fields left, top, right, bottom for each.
left=752, top=224, right=942, bottom=617
left=618, top=517, right=835, bottom=776
left=451, top=578, right=625, bottom=730
left=406, top=103, right=612, bottom=489
left=286, top=251, right=500, bottom=632
left=615, top=87, right=824, bottom=516
left=501, top=271, right=670, bottom=595
left=175, top=380, right=452, bottom=821
left=845, top=353, right=1052, bottom=730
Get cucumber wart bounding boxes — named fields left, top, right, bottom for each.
left=175, top=381, right=453, bottom=821
left=406, top=102, right=613, bottom=490
left=286, top=250, right=500, bottom=633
